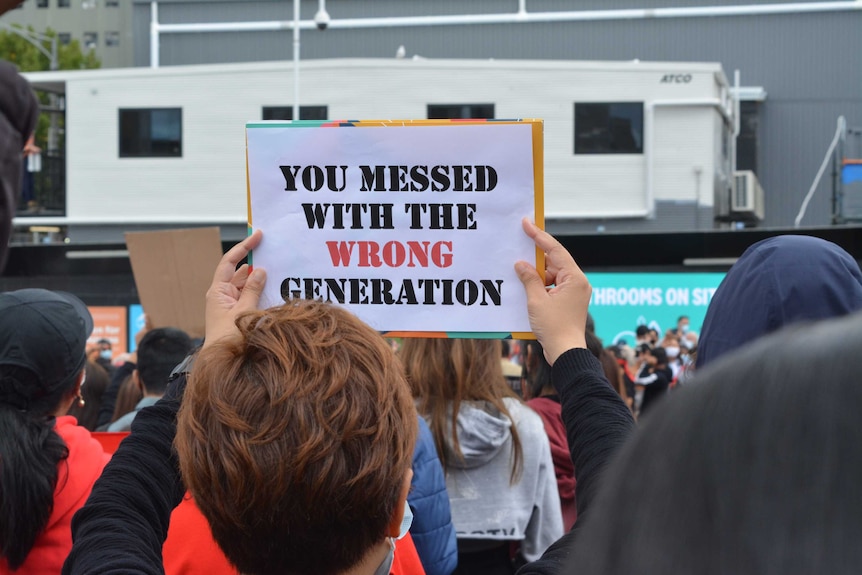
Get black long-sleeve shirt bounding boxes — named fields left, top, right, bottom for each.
left=63, top=375, right=186, bottom=575
left=517, top=348, right=635, bottom=575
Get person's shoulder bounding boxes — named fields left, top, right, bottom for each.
left=107, top=412, right=135, bottom=432
left=505, top=397, right=547, bottom=436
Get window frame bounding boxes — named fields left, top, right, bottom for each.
left=82, top=31, right=98, bottom=50
left=427, top=103, right=495, bottom=120
left=574, top=102, right=644, bottom=155
left=261, top=106, right=328, bottom=121
left=118, top=108, right=183, bottom=159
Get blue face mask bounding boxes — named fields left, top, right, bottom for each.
left=100, top=349, right=112, bottom=360
left=397, top=503, right=413, bottom=540
left=374, top=540, right=395, bottom=575
left=373, top=505, right=412, bottom=575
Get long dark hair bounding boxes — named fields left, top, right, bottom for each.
left=66, top=361, right=109, bottom=431
left=0, top=365, right=75, bottom=569
left=521, top=340, right=553, bottom=401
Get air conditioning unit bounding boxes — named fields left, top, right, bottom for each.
left=732, top=170, right=765, bottom=221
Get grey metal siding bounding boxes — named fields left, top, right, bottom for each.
left=131, top=1, right=862, bottom=230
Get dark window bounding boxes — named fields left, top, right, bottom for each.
left=736, top=101, right=759, bottom=173
left=83, top=32, right=97, bottom=49
left=105, top=31, right=119, bottom=46
left=37, top=0, right=49, bottom=7
left=106, top=0, right=118, bottom=5
left=574, top=102, right=643, bottom=154
left=58, top=33, right=71, bottom=45
left=58, top=0, right=69, bottom=7
left=119, top=108, right=182, bottom=158
left=427, top=104, right=494, bottom=119
left=262, top=106, right=328, bottom=120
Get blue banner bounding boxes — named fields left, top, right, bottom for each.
left=128, top=304, right=145, bottom=352
left=586, top=272, right=725, bottom=346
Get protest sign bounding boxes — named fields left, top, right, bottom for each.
left=246, top=119, right=543, bottom=337
left=125, top=227, right=223, bottom=339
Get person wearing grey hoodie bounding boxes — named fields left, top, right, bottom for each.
left=401, top=338, right=563, bottom=574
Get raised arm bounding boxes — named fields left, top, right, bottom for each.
left=514, top=220, right=635, bottom=575
left=63, top=232, right=266, bottom=575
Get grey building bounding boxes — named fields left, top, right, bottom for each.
left=129, top=0, right=862, bottom=233
left=6, top=0, right=133, bottom=68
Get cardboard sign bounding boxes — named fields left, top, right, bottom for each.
left=246, top=120, right=544, bottom=337
left=125, top=228, right=223, bottom=339
left=86, top=306, right=128, bottom=359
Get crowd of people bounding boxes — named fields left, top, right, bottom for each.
left=5, top=8, right=862, bottom=572
left=1, top=222, right=861, bottom=575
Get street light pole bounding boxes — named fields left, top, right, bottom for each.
left=0, top=23, right=57, bottom=70
left=293, top=0, right=300, bottom=121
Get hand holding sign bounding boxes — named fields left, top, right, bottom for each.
left=203, top=230, right=267, bottom=349
left=515, top=219, right=590, bottom=364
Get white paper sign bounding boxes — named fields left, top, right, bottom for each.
left=246, top=121, right=541, bottom=334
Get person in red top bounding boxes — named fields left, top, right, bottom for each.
left=522, top=340, right=577, bottom=530
left=0, top=289, right=107, bottom=575
left=163, top=494, right=426, bottom=575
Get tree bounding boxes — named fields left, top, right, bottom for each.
left=0, top=25, right=100, bottom=71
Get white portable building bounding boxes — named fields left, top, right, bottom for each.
left=23, top=58, right=735, bottom=241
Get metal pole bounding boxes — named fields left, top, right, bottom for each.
left=155, top=1, right=862, bottom=34
left=293, top=0, right=300, bottom=121
left=50, top=35, right=57, bottom=70
left=150, top=1, right=159, bottom=68
left=48, top=35, right=58, bottom=153
left=733, top=70, right=740, bottom=177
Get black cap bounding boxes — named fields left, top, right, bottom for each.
left=0, top=289, right=93, bottom=405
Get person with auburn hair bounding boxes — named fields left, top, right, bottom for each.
left=177, top=300, right=418, bottom=575
left=63, top=231, right=426, bottom=575
left=400, top=337, right=563, bottom=573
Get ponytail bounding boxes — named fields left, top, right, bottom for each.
left=0, top=376, right=70, bottom=570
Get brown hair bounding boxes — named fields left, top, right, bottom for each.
left=175, top=301, right=417, bottom=575
left=599, top=349, right=629, bottom=403
left=110, top=374, right=142, bottom=423
left=67, top=361, right=110, bottom=431
left=400, top=338, right=523, bottom=483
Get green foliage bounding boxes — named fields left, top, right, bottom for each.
left=0, top=25, right=100, bottom=71
left=0, top=25, right=99, bottom=156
